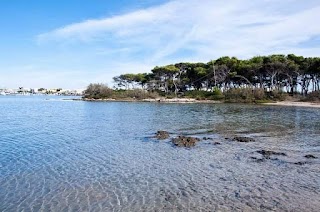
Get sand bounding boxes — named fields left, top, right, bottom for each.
left=263, top=101, right=320, bottom=108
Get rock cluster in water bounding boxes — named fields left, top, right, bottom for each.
left=257, top=150, right=287, bottom=158
left=171, top=136, right=200, bottom=147
left=233, top=136, right=255, bottom=142
left=153, top=131, right=318, bottom=166
left=250, top=150, right=319, bottom=165
left=304, top=154, right=318, bottom=159
left=155, top=131, right=170, bottom=140
left=250, top=150, right=287, bottom=162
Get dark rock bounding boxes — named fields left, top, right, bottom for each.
left=233, top=136, right=255, bottom=143
left=203, top=137, right=213, bottom=140
left=294, top=161, right=307, bottom=165
left=250, top=157, right=265, bottom=162
left=257, top=150, right=287, bottom=158
left=305, top=154, right=318, bottom=159
left=172, top=136, right=200, bottom=147
left=155, top=131, right=170, bottom=140
left=214, top=142, right=221, bottom=145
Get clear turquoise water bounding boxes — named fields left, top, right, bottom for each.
left=0, top=96, right=319, bottom=211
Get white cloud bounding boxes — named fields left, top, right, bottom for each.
left=38, top=0, right=320, bottom=57
left=32, top=0, right=320, bottom=88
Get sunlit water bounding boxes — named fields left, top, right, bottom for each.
left=0, top=96, right=319, bottom=211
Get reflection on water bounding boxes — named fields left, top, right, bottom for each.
left=0, top=96, right=319, bottom=211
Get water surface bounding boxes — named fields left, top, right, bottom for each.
left=0, top=96, right=319, bottom=211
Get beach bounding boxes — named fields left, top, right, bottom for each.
left=263, top=101, right=320, bottom=108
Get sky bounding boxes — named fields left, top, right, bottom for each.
left=0, top=0, right=320, bottom=89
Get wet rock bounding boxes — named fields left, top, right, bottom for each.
left=294, top=161, right=307, bottom=165
left=233, top=136, right=255, bottom=143
left=172, top=136, right=200, bottom=147
left=155, top=131, right=170, bottom=140
left=213, top=142, right=221, bottom=145
left=305, top=154, right=318, bottom=159
left=203, top=137, right=213, bottom=140
left=257, top=150, right=287, bottom=158
left=250, top=157, right=265, bottom=162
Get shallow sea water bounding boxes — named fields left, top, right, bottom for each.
left=0, top=96, right=319, bottom=211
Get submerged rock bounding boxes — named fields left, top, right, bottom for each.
left=294, top=161, right=307, bottom=165
left=250, top=150, right=284, bottom=163
left=305, top=154, right=318, bottom=159
left=172, top=136, right=200, bottom=147
left=233, top=136, right=255, bottom=143
left=155, top=131, right=170, bottom=140
left=250, top=157, right=265, bottom=162
left=257, top=150, right=287, bottom=159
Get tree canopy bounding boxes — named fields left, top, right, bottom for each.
left=112, top=54, right=320, bottom=96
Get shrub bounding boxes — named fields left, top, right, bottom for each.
left=303, top=91, right=320, bottom=102
left=212, top=87, right=223, bottom=96
left=224, top=88, right=254, bottom=103
left=83, top=83, right=113, bottom=99
left=252, top=88, right=266, bottom=100
left=267, top=90, right=288, bottom=101
left=184, top=89, right=224, bottom=100
left=125, top=89, right=159, bottom=100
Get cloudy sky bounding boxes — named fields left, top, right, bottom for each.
left=1, top=0, right=320, bottom=89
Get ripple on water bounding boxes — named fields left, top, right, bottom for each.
left=0, top=97, right=319, bottom=211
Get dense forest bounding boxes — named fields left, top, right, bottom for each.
left=85, top=54, right=320, bottom=102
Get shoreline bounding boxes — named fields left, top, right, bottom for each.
left=262, top=101, right=320, bottom=108
left=78, top=98, right=222, bottom=104
left=74, top=98, right=320, bottom=108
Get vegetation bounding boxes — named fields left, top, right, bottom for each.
left=83, top=83, right=159, bottom=100
left=84, top=54, right=320, bottom=102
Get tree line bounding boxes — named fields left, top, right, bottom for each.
left=112, top=54, right=320, bottom=96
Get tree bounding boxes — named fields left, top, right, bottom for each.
left=263, top=55, right=286, bottom=90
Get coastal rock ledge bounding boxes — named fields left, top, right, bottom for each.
left=172, top=136, right=200, bottom=147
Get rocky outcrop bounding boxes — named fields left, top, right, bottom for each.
left=233, top=136, right=255, bottom=143
left=155, top=131, right=170, bottom=140
left=172, top=136, right=200, bottom=147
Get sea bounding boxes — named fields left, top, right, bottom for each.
left=0, top=96, right=319, bottom=211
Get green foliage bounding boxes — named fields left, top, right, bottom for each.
left=224, top=88, right=268, bottom=103
left=267, top=90, right=289, bottom=101
left=83, top=84, right=159, bottom=100
left=184, top=89, right=224, bottom=100
left=84, top=83, right=113, bottom=99
left=224, top=88, right=255, bottom=103
left=301, top=91, right=320, bottom=102
left=90, top=54, right=320, bottom=102
left=212, top=87, right=222, bottom=95
left=113, top=89, right=159, bottom=100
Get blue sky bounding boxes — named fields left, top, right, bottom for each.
left=1, top=0, right=320, bottom=89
